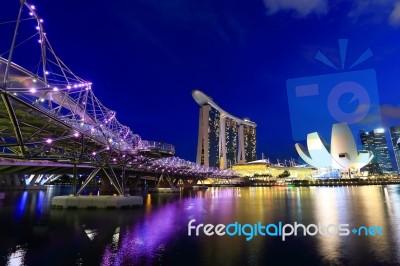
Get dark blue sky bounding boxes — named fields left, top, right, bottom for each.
left=2, top=0, right=400, bottom=162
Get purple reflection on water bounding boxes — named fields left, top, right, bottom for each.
left=100, top=192, right=210, bottom=265
left=101, top=200, right=190, bottom=265
left=101, top=247, right=113, bottom=266
left=100, top=189, right=244, bottom=265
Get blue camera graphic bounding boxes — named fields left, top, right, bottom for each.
left=287, top=39, right=381, bottom=141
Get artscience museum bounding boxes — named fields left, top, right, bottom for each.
left=295, top=123, right=374, bottom=175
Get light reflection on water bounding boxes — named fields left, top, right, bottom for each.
left=0, top=185, right=400, bottom=265
left=6, top=244, right=27, bottom=266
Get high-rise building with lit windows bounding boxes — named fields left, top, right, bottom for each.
left=224, top=117, right=238, bottom=167
left=243, top=123, right=257, bottom=162
left=198, top=105, right=220, bottom=167
left=389, top=126, right=400, bottom=172
left=359, top=128, right=393, bottom=173
left=193, top=90, right=257, bottom=169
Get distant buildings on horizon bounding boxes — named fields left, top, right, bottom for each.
left=359, top=126, right=400, bottom=174
left=389, top=126, right=400, bottom=172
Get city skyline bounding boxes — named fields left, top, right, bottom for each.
left=390, top=126, right=400, bottom=171
left=360, top=128, right=393, bottom=173
left=2, top=1, right=400, bottom=162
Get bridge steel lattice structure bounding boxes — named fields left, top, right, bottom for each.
left=0, top=1, right=236, bottom=194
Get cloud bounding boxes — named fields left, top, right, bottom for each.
left=263, top=0, right=328, bottom=16
left=380, top=104, right=400, bottom=128
left=356, top=104, right=400, bottom=127
left=347, top=0, right=400, bottom=26
left=348, top=0, right=391, bottom=16
left=381, top=104, right=400, bottom=119
left=263, top=0, right=400, bottom=27
left=389, top=1, right=400, bottom=25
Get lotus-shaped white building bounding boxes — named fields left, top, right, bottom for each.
left=295, top=123, right=373, bottom=171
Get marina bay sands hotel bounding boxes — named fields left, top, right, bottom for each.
left=192, top=90, right=257, bottom=169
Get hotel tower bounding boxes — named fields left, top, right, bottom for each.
left=192, top=90, right=256, bottom=169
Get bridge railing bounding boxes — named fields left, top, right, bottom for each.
left=138, top=140, right=175, bottom=155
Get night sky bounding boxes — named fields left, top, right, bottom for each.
left=2, top=0, right=400, bottom=162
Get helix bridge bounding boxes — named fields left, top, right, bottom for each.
left=0, top=1, right=236, bottom=193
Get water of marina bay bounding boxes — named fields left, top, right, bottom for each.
left=1, top=185, right=400, bottom=266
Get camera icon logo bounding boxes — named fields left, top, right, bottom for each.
left=287, top=39, right=381, bottom=141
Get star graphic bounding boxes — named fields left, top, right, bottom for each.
left=352, top=228, right=357, bottom=234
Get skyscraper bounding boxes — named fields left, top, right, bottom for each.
left=359, top=128, right=393, bottom=173
left=389, top=126, right=400, bottom=172
left=240, top=122, right=257, bottom=163
left=193, top=90, right=257, bottom=169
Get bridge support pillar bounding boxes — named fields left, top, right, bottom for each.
left=77, top=167, right=101, bottom=195
left=103, top=166, right=123, bottom=195
left=122, top=166, right=126, bottom=195
left=173, top=178, right=180, bottom=186
left=156, top=174, right=178, bottom=189
left=30, top=174, right=41, bottom=185
left=180, top=178, right=199, bottom=188
left=73, top=164, right=77, bottom=195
